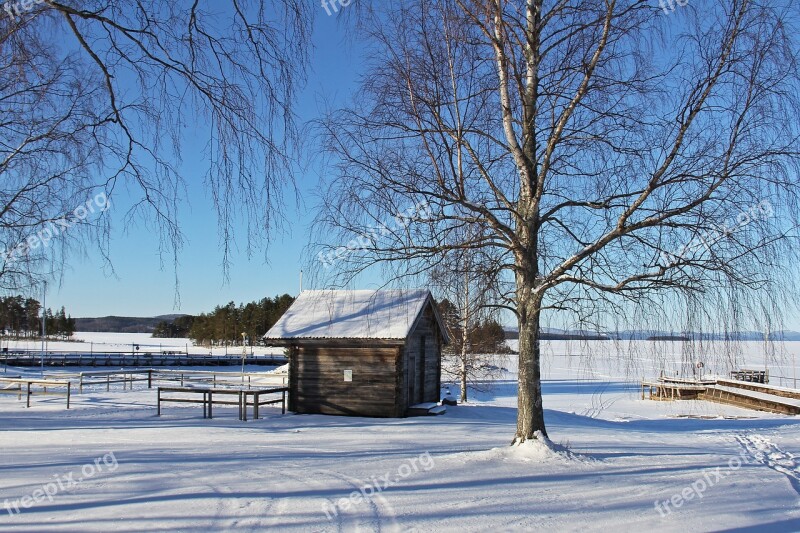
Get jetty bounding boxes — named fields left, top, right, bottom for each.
left=642, top=373, right=800, bottom=415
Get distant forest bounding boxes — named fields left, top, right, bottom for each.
left=74, top=316, right=176, bottom=333
left=437, top=299, right=510, bottom=354
left=152, top=294, right=295, bottom=346
left=0, top=295, right=76, bottom=339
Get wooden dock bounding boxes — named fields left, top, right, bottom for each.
left=642, top=376, right=800, bottom=415
left=641, top=380, right=707, bottom=401
left=703, top=384, right=800, bottom=415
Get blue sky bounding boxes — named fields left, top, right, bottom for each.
left=49, top=9, right=363, bottom=317
left=41, top=5, right=800, bottom=333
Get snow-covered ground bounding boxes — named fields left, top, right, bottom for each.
left=1, top=332, right=285, bottom=357
left=1, top=337, right=799, bottom=531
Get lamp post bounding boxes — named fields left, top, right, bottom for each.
left=40, top=280, right=47, bottom=375
left=241, top=332, right=247, bottom=384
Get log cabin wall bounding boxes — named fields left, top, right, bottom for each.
left=291, top=345, right=402, bottom=417
left=402, top=305, right=443, bottom=407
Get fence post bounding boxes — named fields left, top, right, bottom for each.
left=157, top=388, right=161, bottom=416
left=66, top=382, right=70, bottom=409
left=26, top=381, right=31, bottom=408
left=148, top=370, right=152, bottom=389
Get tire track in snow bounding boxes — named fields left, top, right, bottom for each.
left=262, top=464, right=350, bottom=531
left=164, top=462, right=278, bottom=531
left=314, top=467, right=402, bottom=532
left=248, top=462, right=393, bottom=531
left=734, top=433, right=800, bottom=495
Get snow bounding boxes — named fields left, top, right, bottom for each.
left=263, top=289, right=437, bottom=341
left=465, top=431, right=586, bottom=464
left=1, top=337, right=800, bottom=531
left=409, top=402, right=438, bottom=410
left=267, top=363, right=289, bottom=374
left=1, top=332, right=286, bottom=357
left=709, top=384, right=800, bottom=408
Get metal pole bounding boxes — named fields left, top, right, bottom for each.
left=241, top=332, right=247, bottom=384
left=40, top=281, right=46, bottom=374
left=764, top=325, right=769, bottom=378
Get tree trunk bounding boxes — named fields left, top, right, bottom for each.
left=514, top=284, right=546, bottom=443
left=460, top=268, right=470, bottom=403
left=460, top=341, right=468, bottom=403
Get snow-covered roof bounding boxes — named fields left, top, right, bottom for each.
left=263, top=289, right=446, bottom=342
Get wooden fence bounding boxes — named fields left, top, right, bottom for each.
left=157, top=386, right=288, bottom=420
left=0, top=377, right=71, bottom=408
left=0, top=352, right=286, bottom=368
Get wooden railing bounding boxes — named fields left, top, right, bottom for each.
left=0, top=377, right=71, bottom=408
left=157, top=386, right=288, bottom=420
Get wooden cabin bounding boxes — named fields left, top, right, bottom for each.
left=263, top=290, right=449, bottom=417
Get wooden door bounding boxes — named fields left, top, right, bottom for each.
left=408, top=354, right=417, bottom=405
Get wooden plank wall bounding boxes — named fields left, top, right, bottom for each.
left=402, top=305, right=443, bottom=407
left=292, top=346, right=401, bottom=417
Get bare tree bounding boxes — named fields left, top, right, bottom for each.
left=0, top=1, right=311, bottom=292
left=314, top=0, right=800, bottom=443
left=432, top=226, right=508, bottom=402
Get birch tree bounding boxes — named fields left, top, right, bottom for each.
left=432, top=230, right=508, bottom=403
left=315, top=0, right=800, bottom=442
left=0, top=1, right=310, bottom=291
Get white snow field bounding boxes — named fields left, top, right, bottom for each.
left=1, top=331, right=285, bottom=356
left=1, top=337, right=799, bottom=532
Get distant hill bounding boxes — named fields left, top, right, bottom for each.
left=503, top=327, right=800, bottom=341
left=75, top=315, right=187, bottom=333
left=503, top=327, right=611, bottom=341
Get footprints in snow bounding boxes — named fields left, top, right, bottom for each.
left=735, top=433, right=800, bottom=494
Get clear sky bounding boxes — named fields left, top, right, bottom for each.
left=38, top=5, right=800, bottom=332
left=47, top=9, right=363, bottom=318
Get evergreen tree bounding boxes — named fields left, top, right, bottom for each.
left=24, top=298, right=41, bottom=338
left=0, top=295, right=76, bottom=339
left=182, top=294, right=295, bottom=346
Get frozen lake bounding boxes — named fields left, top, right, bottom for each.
left=1, top=334, right=799, bottom=531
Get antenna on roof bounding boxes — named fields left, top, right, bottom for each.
left=299, top=270, right=303, bottom=294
